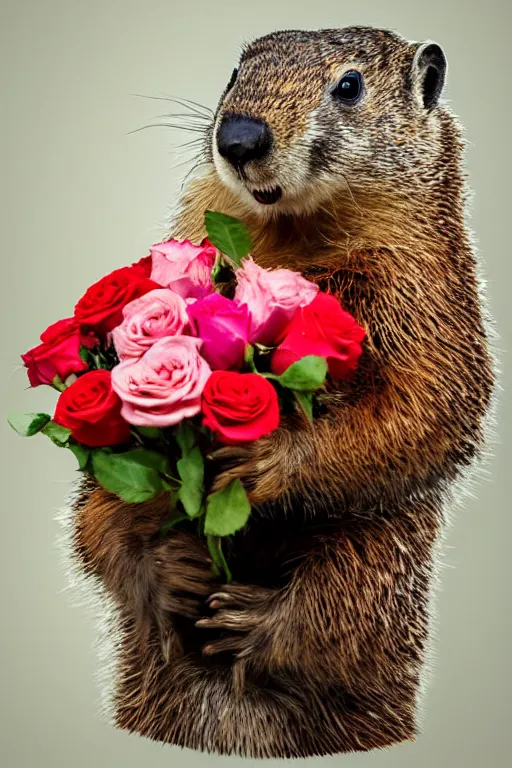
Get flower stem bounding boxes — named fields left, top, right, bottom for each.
left=206, top=535, right=232, bottom=582
left=51, top=375, right=66, bottom=392
left=206, top=535, right=221, bottom=578
left=163, top=471, right=181, bottom=486
left=217, top=538, right=233, bottom=583
left=130, top=429, right=144, bottom=446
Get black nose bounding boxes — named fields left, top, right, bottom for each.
left=217, top=114, right=272, bottom=167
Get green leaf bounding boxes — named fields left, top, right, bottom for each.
left=161, top=505, right=188, bottom=535
left=8, top=412, right=51, bottom=437
left=294, top=391, right=314, bottom=423
left=42, top=421, right=72, bottom=446
left=91, top=448, right=167, bottom=503
left=161, top=514, right=190, bottom=536
left=160, top=490, right=185, bottom=534
left=204, top=478, right=251, bottom=537
left=279, top=355, right=328, bottom=392
left=68, top=443, right=91, bottom=470
left=177, top=446, right=204, bottom=518
left=126, top=448, right=169, bottom=472
left=136, top=426, right=161, bottom=440
left=79, top=346, right=91, bottom=363
left=175, top=421, right=197, bottom=456
left=169, top=488, right=180, bottom=511
left=204, top=210, right=252, bottom=267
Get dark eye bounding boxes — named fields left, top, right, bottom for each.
left=226, top=68, right=238, bottom=93
left=332, top=71, right=363, bottom=103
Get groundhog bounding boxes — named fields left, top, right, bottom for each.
left=71, top=27, right=495, bottom=757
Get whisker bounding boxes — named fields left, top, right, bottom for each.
left=289, top=137, right=365, bottom=218
left=172, top=154, right=203, bottom=171
left=151, top=111, right=211, bottom=122
left=143, top=115, right=210, bottom=133
left=336, top=170, right=365, bottom=217
left=159, top=120, right=208, bottom=131
left=131, top=93, right=214, bottom=118
left=172, top=141, right=208, bottom=157
left=175, top=137, right=206, bottom=149
left=161, top=94, right=214, bottom=116
left=129, top=94, right=212, bottom=183
left=127, top=123, right=208, bottom=136
left=181, top=158, right=210, bottom=187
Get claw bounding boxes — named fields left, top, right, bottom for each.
left=202, top=636, right=246, bottom=656
left=195, top=618, right=214, bottom=628
left=208, top=446, right=253, bottom=463
left=195, top=614, right=240, bottom=631
left=206, top=591, right=231, bottom=608
left=206, top=584, right=271, bottom=609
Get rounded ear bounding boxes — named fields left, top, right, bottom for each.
left=411, top=42, right=447, bottom=109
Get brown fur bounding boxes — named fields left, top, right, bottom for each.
left=71, top=27, right=494, bottom=757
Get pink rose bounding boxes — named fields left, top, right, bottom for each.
left=112, top=289, right=189, bottom=360
left=22, top=318, right=88, bottom=387
left=187, top=293, right=249, bottom=370
left=150, top=238, right=217, bottom=300
left=111, top=336, right=211, bottom=427
left=234, top=257, right=319, bottom=345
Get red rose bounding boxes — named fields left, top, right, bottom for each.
left=80, top=329, right=101, bottom=349
left=202, top=371, right=280, bottom=445
left=271, top=293, right=366, bottom=379
left=21, top=317, right=88, bottom=387
left=54, top=369, right=131, bottom=447
left=74, top=265, right=160, bottom=334
left=132, top=254, right=153, bottom=277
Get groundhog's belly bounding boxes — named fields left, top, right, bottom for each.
left=224, top=510, right=339, bottom=588
left=114, top=614, right=418, bottom=757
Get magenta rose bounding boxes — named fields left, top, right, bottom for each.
left=111, top=336, right=211, bottom=426
left=150, top=238, right=217, bottom=300
left=187, top=293, right=249, bottom=370
left=112, top=289, right=189, bottom=360
left=22, top=317, right=88, bottom=387
left=234, top=257, right=319, bottom=345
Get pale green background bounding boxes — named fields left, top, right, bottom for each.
left=1, top=0, right=510, bottom=766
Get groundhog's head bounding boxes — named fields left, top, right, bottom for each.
left=211, top=27, right=448, bottom=217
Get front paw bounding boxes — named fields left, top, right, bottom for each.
left=209, top=429, right=292, bottom=505
left=195, top=582, right=276, bottom=659
left=152, top=530, right=215, bottom=620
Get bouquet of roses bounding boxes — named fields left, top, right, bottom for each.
left=8, top=212, right=365, bottom=580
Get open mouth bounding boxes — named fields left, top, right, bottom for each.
left=252, top=186, right=282, bottom=205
